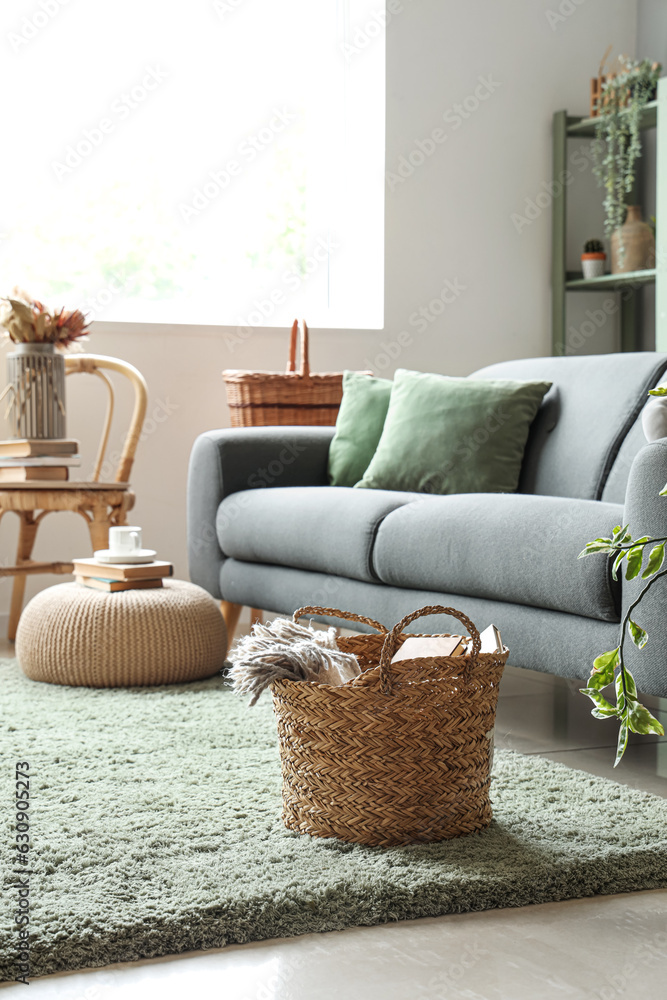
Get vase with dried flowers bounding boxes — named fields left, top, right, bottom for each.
left=0, top=290, right=90, bottom=440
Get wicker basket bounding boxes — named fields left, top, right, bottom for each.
left=272, top=604, right=509, bottom=847
left=223, top=319, right=364, bottom=427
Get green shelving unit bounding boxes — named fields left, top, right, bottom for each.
left=551, top=80, right=667, bottom=355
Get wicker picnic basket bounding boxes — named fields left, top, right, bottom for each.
left=271, top=604, right=509, bottom=847
left=223, top=319, right=359, bottom=427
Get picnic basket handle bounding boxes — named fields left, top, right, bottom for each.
left=379, top=605, right=482, bottom=696
left=293, top=606, right=387, bottom=634
left=286, top=319, right=310, bottom=377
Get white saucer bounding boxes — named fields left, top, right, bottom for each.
left=93, top=548, right=158, bottom=564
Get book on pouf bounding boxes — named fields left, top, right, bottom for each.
left=72, top=558, right=173, bottom=592
left=73, top=558, right=173, bottom=581
left=74, top=575, right=164, bottom=593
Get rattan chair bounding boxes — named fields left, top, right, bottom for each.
left=0, top=354, right=148, bottom=639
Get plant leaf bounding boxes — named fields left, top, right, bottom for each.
left=579, top=539, right=614, bottom=558
left=649, top=386, right=667, bottom=396
left=614, top=720, right=629, bottom=767
left=660, top=482, right=667, bottom=497
left=625, top=543, right=649, bottom=580
left=612, top=550, right=625, bottom=581
left=642, top=542, right=665, bottom=579
left=580, top=687, right=617, bottom=716
left=592, top=647, right=620, bottom=673
left=588, top=648, right=618, bottom=690
left=615, top=666, right=638, bottom=707
left=627, top=701, right=665, bottom=736
left=628, top=618, right=648, bottom=649
left=612, top=524, right=632, bottom=545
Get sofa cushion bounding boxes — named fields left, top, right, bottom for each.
left=328, top=372, right=392, bottom=487
left=472, top=353, right=667, bottom=501
left=372, top=493, right=624, bottom=621
left=355, top=369, right=552, bottom=494
left=216, top=486, right=416, bottom=584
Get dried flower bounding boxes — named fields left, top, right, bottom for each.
left=0, top=290, right=91, bottom=349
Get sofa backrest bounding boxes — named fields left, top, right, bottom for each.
left=471, top=353, right=667, bottom=501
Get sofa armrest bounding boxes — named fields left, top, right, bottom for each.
left=187, top=425, right=335, bottom=597
left=622, top=440, right=667, bottom=695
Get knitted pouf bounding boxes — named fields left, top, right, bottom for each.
left=16, top=580, right=227, bottom=687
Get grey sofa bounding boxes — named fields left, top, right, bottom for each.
left=188, top=352, right=667, bottom=697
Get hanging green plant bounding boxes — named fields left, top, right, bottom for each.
left=592, top=57, right=661, bottom=245
left=579, top=382, right=667, bottom=765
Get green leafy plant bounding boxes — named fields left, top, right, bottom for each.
left=583, top=239, right=604, bottom=254
left=579, top=385, right=667, bottom=765
left=592, top=57, right=661, bottom=249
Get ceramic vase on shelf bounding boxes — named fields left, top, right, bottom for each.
left=610, top=205, right=656, bottom=274
left=5, top=342, right=66, bottom=440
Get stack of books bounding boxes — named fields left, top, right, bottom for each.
left=73, top=558, right=174, bottom=592
left=0, top=439, right=80, bottom=483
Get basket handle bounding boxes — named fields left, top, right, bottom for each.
left=293, top=605, right=387, bottom=634
left=285, top=319, right=310, bottom=377
left=379, top=605, right=482, bottom=696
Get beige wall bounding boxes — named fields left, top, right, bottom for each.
left=0, top=0, right=638, bottom=618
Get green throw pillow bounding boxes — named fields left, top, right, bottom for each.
left=328, top=372, right=393, bottom=487
left=354, top=369, right=552, bottom=494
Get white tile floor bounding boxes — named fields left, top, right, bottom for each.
left=3, top=650, right=667, bottom=999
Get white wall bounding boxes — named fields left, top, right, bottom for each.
left=0, top=0, right=638, bottom=615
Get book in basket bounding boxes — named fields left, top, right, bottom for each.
left=271, top=604, right=509, bottom=848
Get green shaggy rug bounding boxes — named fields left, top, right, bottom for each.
left=2, top=658, right=667, bottom=981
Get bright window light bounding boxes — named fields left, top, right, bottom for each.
left=1, top=0, right=385, bottom=328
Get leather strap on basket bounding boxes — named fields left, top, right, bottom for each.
left=379, top=605, right=482, bottom=696
left=285, top=319, right=310, bottom=378
left=293, top=606, right=387, bottom=634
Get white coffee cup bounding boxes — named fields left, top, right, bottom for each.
left=108, top=526, right=142, bottom=555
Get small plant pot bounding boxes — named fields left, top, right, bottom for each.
left=581, top=253, right=606, bottom=280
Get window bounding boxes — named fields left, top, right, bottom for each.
left=1, top=0, right=385, bottom=328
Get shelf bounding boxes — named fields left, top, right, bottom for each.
left=566, top=99, right=658, bottom=138
left=565, top=268, right=656, bottom=291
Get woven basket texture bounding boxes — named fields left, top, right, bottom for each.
left=272, top=605, right=509, bottom=847
left=222, top=319, right=369, bottom=427
left=16, top=580, right=227, bottom=687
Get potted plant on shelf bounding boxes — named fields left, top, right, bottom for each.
left=591, top=56, right=661, bottom=272
left=579, top=385, right=667, bottom=765
left=581, top=239, right=606, bottom=279
left=0, top=290, right=90, bottom=440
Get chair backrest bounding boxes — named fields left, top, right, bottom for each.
left=65, top=354, right=148, bottom=483
left=471, top=352, right=667, bottom=502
